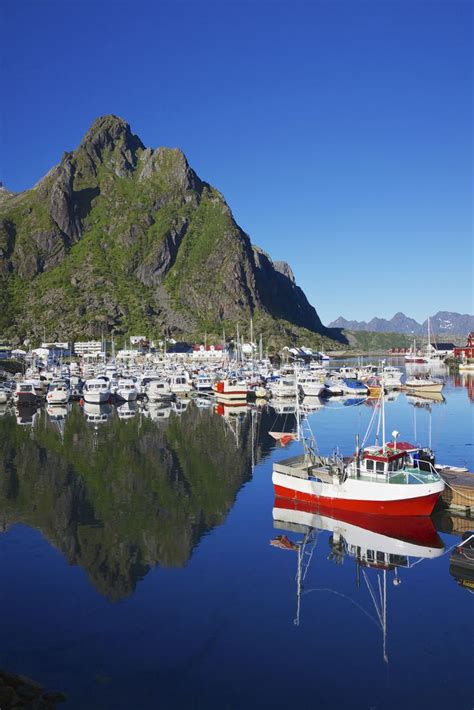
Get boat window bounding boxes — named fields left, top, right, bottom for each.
left=366, top=459, right=374, bottom=471
left=376, top=461, right=385, bottom=473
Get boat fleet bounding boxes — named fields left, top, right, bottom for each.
left=0, top=353, right=448, bottom=421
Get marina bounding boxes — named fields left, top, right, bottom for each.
left=0, top=354, right=472, bottom=709
left=1, top=2, right=471, bottom=707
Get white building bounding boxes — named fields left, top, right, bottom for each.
left=74, top=341, right=104, bottom=357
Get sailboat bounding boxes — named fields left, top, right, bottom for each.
left=272, top=391, right=445, bottom=515
left=405, top=338, right=427, bottom=364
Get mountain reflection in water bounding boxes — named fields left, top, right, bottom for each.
left=0, top=402, right=289, bottom=600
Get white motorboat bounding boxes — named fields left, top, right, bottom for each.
left=269, top=376, right=298, bottom=399
left=297, top=374, right=327, bottom=397
left=46, top=380, right=70, bottom=405
left=340, top=378, right=368, bottom=395
left=116, top=379, right=138, bottom=401
left=404, top=376, right=444, bottom=394
left=380, top=366, right=403, bottom=389
left=325, top=374, right=344, bottom=395
left=146, top=379, right=174, bottom=402
left=83, top=378, right=111, bottom=403
left=193, top=373, right=213, bottom=391
left=170, top=372, right=193, bottom=395
left=13, top=381, right=38, bottom=406
left=212, top=379, right=249, bottom=401
left=0, top=386, right=10, bottom=404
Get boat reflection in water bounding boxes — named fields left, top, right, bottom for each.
left=82, top=401, right=112, bottom=425
left=449, top=532, right=474, bottom=593
left=271, top=498, right=444, bottom=662
left=116, top=401, right=138, bottom=420
left=14, top=404, right=40, bottom=427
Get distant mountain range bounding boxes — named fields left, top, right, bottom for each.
left=328, top=311, right=474, bottom=337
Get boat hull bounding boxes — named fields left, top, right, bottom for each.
left=83, top=391, right=110, bottom=404
left=46, top=392, right=69, bottom=404
left=212, top=388, right=248, bottom=400
left=272, top=467, right=444, bottom=516
left=405, top=383, right=444, bottom=394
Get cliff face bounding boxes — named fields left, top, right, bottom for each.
left=0, top=115, right=330, bottom=341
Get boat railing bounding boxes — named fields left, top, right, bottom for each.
left=411, top=457, right=442, bottom=481
left=388, top=458, right=441, bottom=485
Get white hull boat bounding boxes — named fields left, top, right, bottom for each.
left=116, top=379, right=138, bottom=401
left=404, top=377, right=444, bottom=394
left=212, top=380, right=249, bottom=400
left=46, top=381, right=70, bottom=405
left=170, top=373, right=193, bottom=395
left=83, top=379, right=111, bottom=403
left=146, top=380, right=174, bottom=402
left=269, top=377, right=298, bottom=399
left=13, top=382, right=38, bottom=406
left=272, top=392, right=445, bottom=516
left=297, top=376, right=326, bottom=397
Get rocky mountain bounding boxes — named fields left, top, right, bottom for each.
left=0, top=115, right=340, bottom=345
left=329, top=311, right=473, bottom=337
left=0, top=181, right=14, bottom=204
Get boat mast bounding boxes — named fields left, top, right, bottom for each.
left=381, top=387, right=386, bottom=450
left=294, top=541, right=303, bottom=627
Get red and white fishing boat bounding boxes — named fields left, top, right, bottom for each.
left=212, top=379, right=249, bottom=401
left=272, top=394, right=445, bottom=516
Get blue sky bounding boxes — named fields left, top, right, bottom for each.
left=1, top=0, right=472, bottom=324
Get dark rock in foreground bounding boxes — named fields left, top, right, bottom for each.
left=0, top=670, right=66, bottom=708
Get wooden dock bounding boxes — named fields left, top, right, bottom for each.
left=437, top=468, right=474, bottom=514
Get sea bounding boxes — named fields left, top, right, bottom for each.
left=0, top=359, right=472, bottom=709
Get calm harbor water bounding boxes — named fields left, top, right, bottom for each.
left=0, top=361, right=472, bottom=709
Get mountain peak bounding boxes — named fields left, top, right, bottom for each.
left=81, top=114, right=133, bottom=142
left=78, top=115, right=144, bottom=174
left=0, top=113, right=337, bottom=343
left=329, top=312, right=473, bottom=335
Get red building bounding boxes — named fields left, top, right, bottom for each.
left=453, top=333, right=474, bottom=359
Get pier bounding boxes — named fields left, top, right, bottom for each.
left=437, top=469, right=474, bottom=514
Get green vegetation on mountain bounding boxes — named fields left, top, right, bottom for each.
left=343, top=330, right=416, bottom=351
left=0, top=115, right=344, bottom=350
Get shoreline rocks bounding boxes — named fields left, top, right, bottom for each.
left=0, top=670, right=66, bottom=709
